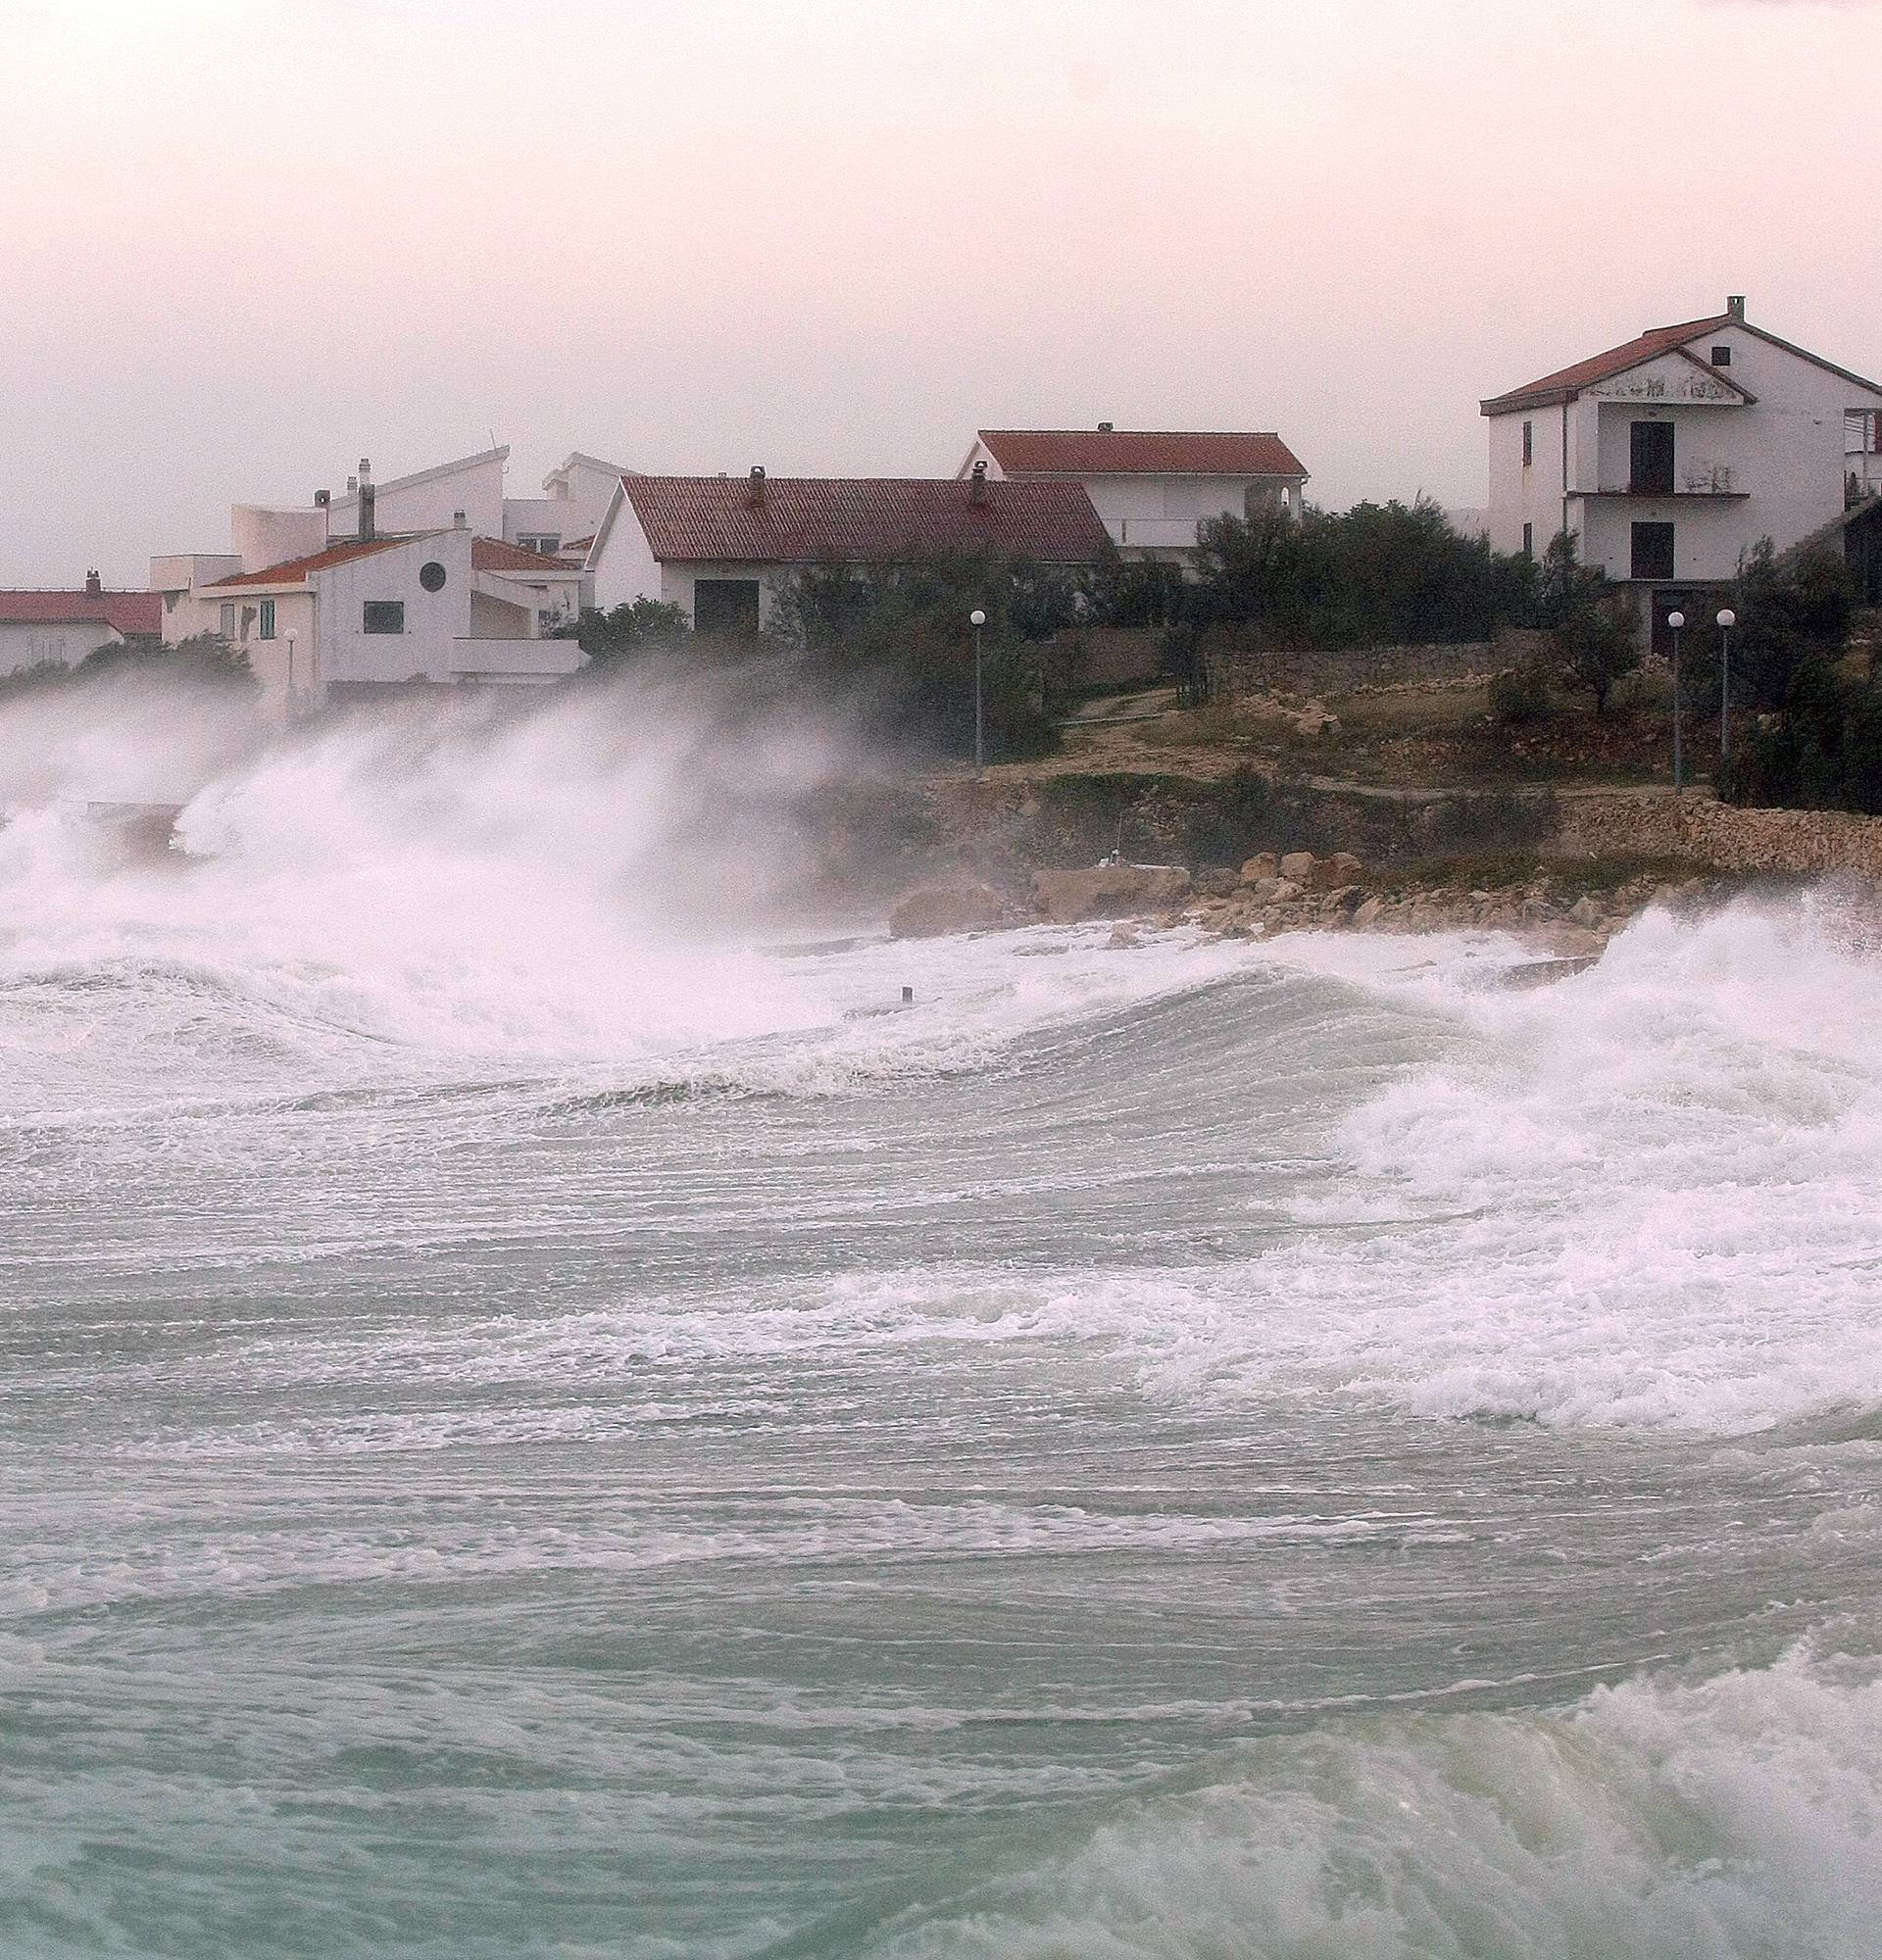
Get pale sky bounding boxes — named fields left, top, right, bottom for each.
left=2, top=0, right=1878, bottom=585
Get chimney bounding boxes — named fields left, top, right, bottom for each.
left=1727, top=295, right=1746, bottom=319
left=83, top=568, right=102, bottom=597
left=747, top=465, right=767, bottom=507
left=359, top=477, right=376, bottom=542
left=346, top=475, right=358, bottom=494
left=313, top=488, right=329, bottom=509
left=1098, top=420, right=1114, bottom=433
left=358, top=457, right=372, bottom=484
left=969, top=460, right=989, bottom=507
left=453, top=509, right=467, bottom=528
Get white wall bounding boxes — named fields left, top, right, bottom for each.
left=231, top=505, right=327, bottom=573
left=1485, top=404, right=1570, bottom=557
left=323, top=454, right=506, bottom=542
left=0, top=620, right=122, bottom=677
left=315, top=530, right=475, bottom=688
left=541, top=457, right=628, bottom=535
left=589, top=497, right=665, bottom=612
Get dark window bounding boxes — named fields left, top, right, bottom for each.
left=517, top=534, right=561, bottom=555
left=259, top=599, right=275, bottom=640
left=419, top=561, right=446, bottom=592
left=692, top=578, right=761, bottom=637
left=1710, top=345, right=1731, bottom=368
left=1631, top=522, right=1675, bottom=581
left=1521, top=420, right=1533, bottom=467
left=363, top=600, right=405, bottom=635
left=1630, top=419, right=1675, bottom=495
left=1521, top=522, right=1534, bottom=559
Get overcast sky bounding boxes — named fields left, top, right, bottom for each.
left=2, top=0, right=1877, bottom=584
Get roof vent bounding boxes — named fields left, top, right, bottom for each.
left=314, top=488, right=330, bottom=508
left=1726, top=295, right=1746, bottom=319
left=83, top=568, right=102, bottom=597
left=1098, top=420, right=1114, bottom=432
left=747, top=465, right=767, bottom=507
left=453, top=509, right=467, bottom=529
left=969, top=459, right=989, bottom=507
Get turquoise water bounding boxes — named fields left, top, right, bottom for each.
left=5, top=698, right=1882, bottom=1956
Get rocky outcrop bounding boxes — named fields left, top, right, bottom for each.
left=889, top=882, right=1011, bottom=939
left=1031, top=862, right=1192, bottom=923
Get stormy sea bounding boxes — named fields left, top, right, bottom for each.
left=4, top=678, right=1880, bottom=1958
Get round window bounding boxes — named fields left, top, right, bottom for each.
left=419, top=561, right=446, bottom=592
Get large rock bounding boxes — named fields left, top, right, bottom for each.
left=1278, top=850, right=1316, bottom=883
left=1306, top=851, right=1365, bottom=891
left=1239, top=852, right=1279, bottom=885
left=1031, top=862, right=1192, bottom=924
left=889, top=882, right=1008, bottom=939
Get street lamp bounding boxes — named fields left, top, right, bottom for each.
left=285, top=628, right=298, bottom=712
left=1665, top=611, right=1685, bottom=790
left=969, top=608, right=987, bottom=769
left=1716, top=607, right=1737, bottom=767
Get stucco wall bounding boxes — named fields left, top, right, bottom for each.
left=0, top=620, right=121, bottom=677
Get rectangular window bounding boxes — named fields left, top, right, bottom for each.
left=1521, top=522, right=1534, bottom=559
left=518, top=534, right=561, bottom=555
left=1710, top=345, right=1731, bottom=368
left=1631, top=521, right=1675, bottom=581
left=692, top=578, right=762, bottom=637
left=363, top=600, right=405, bottom=635
left=1521, top=420, right=1533, bottom=467
left=1630, top=420, right=1675, bottom=496
left=219, top=603, right=235, bottom=639
left=259, top=599, right=275, bottom=640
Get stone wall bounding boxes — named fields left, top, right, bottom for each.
left=1208, top=635, right=1536, bottom=702
left=1552, top=790, right=1882, bottom=880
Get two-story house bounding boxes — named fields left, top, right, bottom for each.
left=1482, top=296, right=1882, bottom=646
left=957, top=427, right=1310, bottom=558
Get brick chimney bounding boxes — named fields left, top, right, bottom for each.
left=746, top=465, right=767, bottom=507
left=1726, top=295, right=1746, bottom=319
left=969, top=460, right=989, bottom=507
left=83, top=568, right=102, bottom=597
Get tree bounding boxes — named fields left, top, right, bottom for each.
left=1537, top=532, right=1639, bottom=715
left=555, top=600, right=690, bottom=665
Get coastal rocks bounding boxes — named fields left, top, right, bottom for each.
left=1239, top=852, right=1279, bottom=885
left=1031, top=862, right=1192, bottom=923
left=889, top=882, right=1009, bottom=939
left=1278, top=851, right=1316, bottom=883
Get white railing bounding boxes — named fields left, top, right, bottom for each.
left=1847, top=451, right=1882, bottom=502
left=449, top=637, right=583, bottom=678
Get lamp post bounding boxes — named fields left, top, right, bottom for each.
left=1716, top=607, right=1737, bottom=767
left=1665, top=611, right=1685, bottom=790
left=285, top=628, right=298, bottom=715
left=969, top=608, right=987, bottom=769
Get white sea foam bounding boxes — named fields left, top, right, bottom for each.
left=873, top=1641, right=1882, bottom=1959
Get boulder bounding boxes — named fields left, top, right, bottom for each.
left=1352, top=895, right=1385, bottom=928
left=889, top=882, right=1008, bottom=939
left=1278, top=850, right=1316, bottom=883
left=1239, top=852, right=1279, bottom=885
left=1306, top=851, right=1364, bottom=891
left=1031, top=862, right=1192, bottom=924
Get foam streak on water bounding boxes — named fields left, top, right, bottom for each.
left=3, top=690, right=1881, bottom=1956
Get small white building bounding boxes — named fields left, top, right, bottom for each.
left=166, top=523, right=583, bottom=716
left=586, top=469, right=1113, bottom=630
left=1482, top=295, right=1882, bottom=645
left=958, top=427, right=1310, bottom=557
left=0, top=574, right=162, bottom=678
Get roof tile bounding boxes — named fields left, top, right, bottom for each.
left=0, top=589, right=163, bottom=637
left=977, top=429, right=1308, bottom=477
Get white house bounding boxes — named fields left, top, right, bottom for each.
left=0, top=574, right=162, bottom=678
left=586, top=469, right=1114, bottom=631
left=1482, top=295, right=1882, bottom=645
left=957, top=427, right=1310, bottom=557
left=163, top=522, right=583, bottom=717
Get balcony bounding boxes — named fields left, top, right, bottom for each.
left=449, top=637, right=584, bottom=680
left=1572, top=466, right=1747, bottom=500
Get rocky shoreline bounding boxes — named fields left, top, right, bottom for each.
left=890, top=851, right=1749, bottom=957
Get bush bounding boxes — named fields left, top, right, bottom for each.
left=558, top=600, right=690, bottom=664
left=1489, top=660, right=1554, bottom=725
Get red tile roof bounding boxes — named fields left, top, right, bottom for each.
left=620, top=475, right=1113, bottom=565
left=1481, top=313, right=1740, bottom=416
left=977, top=429, right=1308, bottom=478
left=472, top=537, right=581, bottom=573
left=0, top=588, right=163, bottom=637
left=205, top=534, right=417, bottom=590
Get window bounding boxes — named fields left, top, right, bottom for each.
left=1521, top=521, right=1534, bottom=559
left=1521, top=420, right=1533, bottom=467
left=1710, top=345, right=1731, bottom=368
left=259, top=599, right=275, bottom=640
left=692, top=578, right=762, bottom=637
left=1631, top=521, right=1675, bottom=581
left=518, top=533, right=561, bottom=556
left=219, top=603, right=236, bottom=639
left=419, top=561, right=446, bottom=592
left=363, top=600, right=405, bottom=635
left=1629, top=419, right=1675, bottom=496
